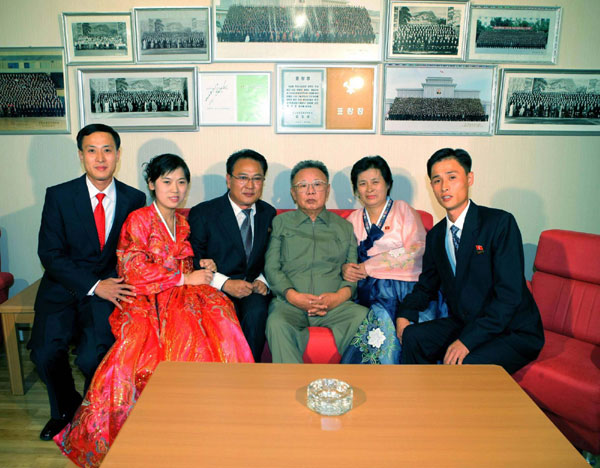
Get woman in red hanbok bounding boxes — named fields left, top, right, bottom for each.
left=55, top=154, right=253, bottom=467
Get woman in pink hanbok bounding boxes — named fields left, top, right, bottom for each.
left=55, top=154, right=253, bottom=467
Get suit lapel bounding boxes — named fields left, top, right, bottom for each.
left=249, top=201, right=268, bottom=265
left=73, top=175, right=101, bottom=252
left=216, top=194, right=246, bottom=258
left=455, top=202, right=479, bottom=284
left=434, top=219, right=455, bottom=281
left=105, top=179, right=130, bottom=251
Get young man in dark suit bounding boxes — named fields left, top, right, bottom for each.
left=188, top=149, right=277, bottom=362
left=29, top=124, right=146, bottom=440
left=396, top=148, right=544, bottom=373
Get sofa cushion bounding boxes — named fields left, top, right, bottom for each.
left=513, top=329, right=600, bottom=432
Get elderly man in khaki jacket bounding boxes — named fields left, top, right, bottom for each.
left=265, top=160, right=367, bottom=363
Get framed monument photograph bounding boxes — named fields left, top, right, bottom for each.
left=78, top=67, right=197, bottom=131
left=212, top=0, right=383, bottom=62
left=199, top=72, right=271, bottom=126
left=467, top=5, right=561, bottom=64
left=277, top=64, right=377, bottom=134
left=385, top=0, right=468, bottom=61
left=0, top=47, right=70, bottom=134
left=496, top=69, right=600, bottom=136
left=62, top=12, right=134, bottom=64
left=382, top=63, right=497, bottom=136
left=134, top=7, right=211, bottom=64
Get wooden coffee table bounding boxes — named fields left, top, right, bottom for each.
left=101, top=362, right=586, bottom=467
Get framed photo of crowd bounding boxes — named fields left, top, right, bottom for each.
left=199, top=72, right=271, bottom=126
left=212, top=0, right=383, bottom=62
left=62, top=12, right=134, bottom=65
left=385, top=0, right=469, bottom=62
left=77, top=67, right=198, bottom=131
left=467, top=5, right=562, bottom=64
left=133, top=7, right=211, bottom=64
left=382, top=63, right=497, bottom=136
left=496, top=69, right=600, bottom=136
left=0, top=47, right=70, bottom=134
left=276, top=64, right=377, bottom=134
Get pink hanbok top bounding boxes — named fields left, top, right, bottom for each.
left=347, top=200, right=426, bottom=282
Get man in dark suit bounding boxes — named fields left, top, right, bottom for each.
left=188, top=149, right=277, bottom=362
left=396, top=148, right=544, bottom=374
left=29, top=124, right=146, bottom=440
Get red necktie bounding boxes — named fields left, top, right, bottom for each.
left=94, top=193, right=106, bottom=251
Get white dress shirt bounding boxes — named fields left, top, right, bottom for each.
left=445, top=200, right=471, bottom=274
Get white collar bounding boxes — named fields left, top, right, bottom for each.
left=446, top=200, right=471, bottom=234
left=86, top=176, right=116, bottom=201
left=228, top=193, right=256, bottom=217
left=152, top=201, right=176, bottom=242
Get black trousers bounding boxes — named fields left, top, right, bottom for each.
left=28, top=296, right=115, bottom=419
left=400, top=316, right=542, bottom=374
left=228, top=292, right=270, bottom=362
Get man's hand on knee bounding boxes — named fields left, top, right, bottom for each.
left=95, top=277, right=135, bottom=310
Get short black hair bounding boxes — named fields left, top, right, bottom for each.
left=76, top=124, right=121, bottom=151
left=350, top=155, right=393, bottom=196
left=143, top=154, right=190, bottom=198
left=226, top=149, right=268, bottom=176
left=427, top=148, right=472, bottom=178
left=290, top=160, right=329, bottom=184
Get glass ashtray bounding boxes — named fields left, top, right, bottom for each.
left=306, top=378, right=353, bottom=416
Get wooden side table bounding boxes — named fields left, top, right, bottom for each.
left=0, top=279, right=39, bottom=395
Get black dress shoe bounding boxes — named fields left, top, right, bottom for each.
left=39, top=418, right=70, bottom=441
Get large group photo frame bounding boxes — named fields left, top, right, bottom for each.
left=212, top=0, right=384, bottom=62
left=199, top=71, right=271, bottom=126
left=134, top=7, right=211, bottom=64
left=496, top=69, right=600, bottom=136
left=467, top=5, right=562, bottom=64
left=385, top=0, right=469, bottom=62
left=382, top=63, right=497, bottom=136
left=0, top=47, right=70, bottom=134
left=62, top=12, right=134, bottom=65
left=78, top=67, right=198, bottom=131
left=277, top=64, right=377, bottom=134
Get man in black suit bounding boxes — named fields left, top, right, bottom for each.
left=188, top=149, right=277, bottom=362
left=396, top=148, right=544, bottom=373
left=29, top=124, right=146, bottom=440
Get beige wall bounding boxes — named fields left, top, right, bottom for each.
left=1, top=0, right=599, bottom=295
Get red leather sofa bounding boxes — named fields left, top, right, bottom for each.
left=180, top=207, right=433, bottom=364
left=512, top=229, right=600, bottom=454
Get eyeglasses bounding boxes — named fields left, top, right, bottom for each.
left=292, top=180, right=328, bottom=193
left=231, top=174, right=265, bottom=185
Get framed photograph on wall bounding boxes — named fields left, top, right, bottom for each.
left=78, top=67, right=197, bottom=131
left=385, top=1, right=468, bottom=61
left=134, top=7, right=211, bottom=63
left=467, top=5, right=561, bottom=64
left=277, top=64, right=377, bottom=134
left=62, top=12, right=134, bottom=64
left=382, top=63, right=497, bottom=136
left=199, top=72, right=270, bottom=126
left=496, top=69, right=600, bottom=136
left=0, top=47, right=69, bottom=134
left=213, top=0, right=383, bottom=62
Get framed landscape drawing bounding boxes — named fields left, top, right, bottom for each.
left=78, top=67, right=197, bottom=131
left=496, top=69, right=600, bottom=136
left=134, top=7, right=211, bottom=63
left=385, top=0, right=468, bottom=61
left=0, top=47, right=69, bottom=134
left=382, top=63, right=497, bottom=136
left=62, top=12, right=134, bottom=64
left=199, top=72, right=271, bottom=126
left=467, top=5, right=561, bottom=64
left=277, top=64, right=377, bottom=133
left=212, top=0, right=383, bottom=62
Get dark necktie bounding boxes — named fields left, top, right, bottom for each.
left=450, top=225, right=460, bottom=255
left=241, top=208, right=253, bottom=260
left=94, top=193, right=106, bottom=251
